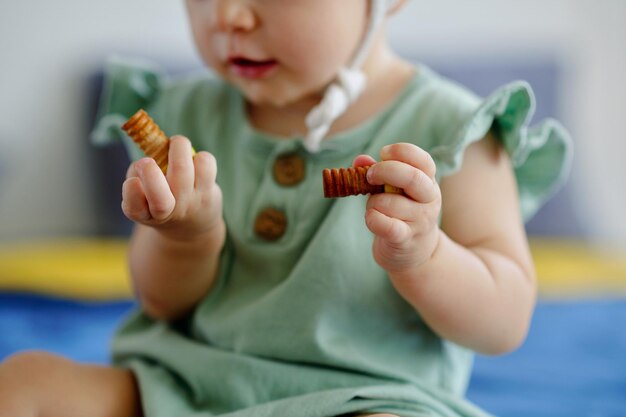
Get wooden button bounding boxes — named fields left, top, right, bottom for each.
left=273, top=153, right=305, bottom=186
left=254, top=208, right=287, bottom=241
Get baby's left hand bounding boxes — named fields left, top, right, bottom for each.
left=354, top=143, right=442, bottom=276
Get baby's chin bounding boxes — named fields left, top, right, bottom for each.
left=240, top=84, right=324, bottom=111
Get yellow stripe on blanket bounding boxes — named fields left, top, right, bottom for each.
left=0, top=238, right=625, bottom=300
left=531, top=238, right=626, bottom=297
left=0, top=239, right=131, bottom=300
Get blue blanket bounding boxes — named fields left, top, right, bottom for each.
left=1, top=293, right=625, bottom=417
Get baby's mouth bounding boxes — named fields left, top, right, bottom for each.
left=228, top=57, right=278, bottom=79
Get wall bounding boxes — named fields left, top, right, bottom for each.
left=390, top=0, right=626, bottom=246
left=0, top=1, right=196, bottom=240
left=0, top=1, right=624, bottom=245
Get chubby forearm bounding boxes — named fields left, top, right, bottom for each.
left=361, top=138, right=536, bottom=355
left=128, top=222, right=225, bottom=321
left=389, top=231, right=536, bottom=355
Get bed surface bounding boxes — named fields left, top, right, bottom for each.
left=2, top=292, right=625, bottom=417
left=1, top=238, right=625, bottom=416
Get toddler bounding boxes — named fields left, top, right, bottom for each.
left=0, top=0, right=571, bottom=416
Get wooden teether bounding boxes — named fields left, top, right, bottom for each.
left=322, top=166, right=403, bottom=198
left=122, top=109, right=171, bottom=173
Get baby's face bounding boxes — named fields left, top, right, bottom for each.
left=185, top=0, right=368, bottom=108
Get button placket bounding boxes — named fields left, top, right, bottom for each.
left=254, top=207, right=288, bottom=241
left=273, top=152, right=306, bottom=186
left=249, top=144, right=302, bottom=242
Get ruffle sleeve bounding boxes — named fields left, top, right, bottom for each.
left=90, top=56, right=166, bottom=160
left=430, top=81, right=573, bottom=221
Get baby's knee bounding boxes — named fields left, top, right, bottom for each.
left=2, top=350, right=62, bottom=373
left=0, top=351, right=70, bottom=391
left=0, top=351, right=70, bottom=414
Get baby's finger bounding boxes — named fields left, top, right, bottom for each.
left=135, top=158, right=176, bottom=221
left=365, top=208, right=412, bottom=245
left=352, top=154, right=377, bottom=168
left=194, top=151, right=218, bottom=192
left=380, top=143, right=436, bottom=179
left=126, top=161, right=140, bottom=180
left=121, top=177, right=151, bottom=222
left=166, top=136, right=195, bottom=200
left=368, top=161, right=439, bottom=203
left=366, top=192, right=418, bottom=222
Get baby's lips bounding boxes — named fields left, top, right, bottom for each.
left=228, top=56, right=278, bottom=79
left=228, top=56, right=276, bottom=66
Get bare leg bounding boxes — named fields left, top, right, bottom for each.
left=0, top=351, right=142, bottom=417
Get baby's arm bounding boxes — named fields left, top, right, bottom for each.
left=361, top=134, right=535, bottom=355
left=122, top=136, right=225, bottom=321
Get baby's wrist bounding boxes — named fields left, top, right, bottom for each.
left=156, top=219, right=226, bottom=253
left=386, top=230, right=445, bottom=295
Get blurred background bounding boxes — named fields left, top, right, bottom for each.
left=0, top=0, right=625, bottom=246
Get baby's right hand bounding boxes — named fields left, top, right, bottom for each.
left=121, top=135, right=224, bottom=243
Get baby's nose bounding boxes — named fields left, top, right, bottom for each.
left=210, top=0, right=257, bottom=32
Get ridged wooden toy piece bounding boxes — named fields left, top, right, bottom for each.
left=122, top=109, right=170, bottom=173
left=322, top=166, right=403, bottom=198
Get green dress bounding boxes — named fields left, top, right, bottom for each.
left=92, top=57, right=571, bottom=417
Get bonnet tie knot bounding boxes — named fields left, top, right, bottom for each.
left=303, top=68, right=366, bottom=153
left=302, top=0, right=390, bottom=153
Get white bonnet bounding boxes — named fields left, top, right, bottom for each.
left=303, top=0, right=395, bottom=152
